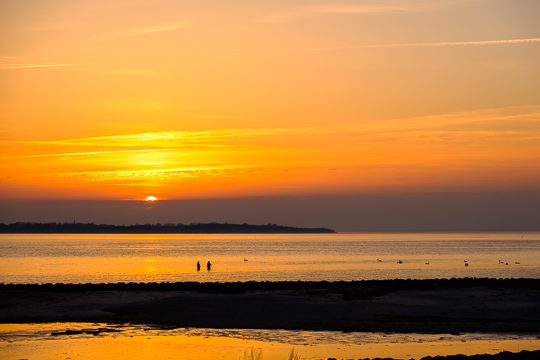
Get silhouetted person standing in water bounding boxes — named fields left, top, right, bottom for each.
left=207, top=261, right=212, bottom=271
left=196, top=261, right=201, bottom=271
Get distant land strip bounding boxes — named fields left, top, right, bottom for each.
left=0, top=222, right=336, bottom=234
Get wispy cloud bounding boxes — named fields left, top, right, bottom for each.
left=105, top=22, right=192, bottom=39
left=310, top=3, right=424, bottom=14
left=2, top=105, right=539, bottom=195
left=17, top=148, right=170, bottom=159
left=6, top=105, right=540, bottom=151
left=239, top=37, right=540, bottom=54
left=0, top=63, right=79, bottom=70
left=371, top=37, right=540, bottom=48
left=67, top=167, right=247, bottom=181
left=10, top=128, right=297, bottom=148
left=259, top=0, right=444, bottom=22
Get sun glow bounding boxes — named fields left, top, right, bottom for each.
left=145, top=196, right=158, bottom=202
left=1, top=1, right=539, bottom=201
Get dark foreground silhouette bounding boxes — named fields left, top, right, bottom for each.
left=1, top=278, right=539, bottom=333
left=0, top=222, right=336, bottom=233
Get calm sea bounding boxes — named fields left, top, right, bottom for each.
left=1, top=232, right=539, bottom=283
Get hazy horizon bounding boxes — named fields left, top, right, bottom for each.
left=2, top=191, right=539, bottom=232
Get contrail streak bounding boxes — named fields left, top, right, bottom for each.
left=0, top=63, right=79, bottom=70
left=240, top=37, right=540, bottom=54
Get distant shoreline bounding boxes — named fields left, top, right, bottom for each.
left=0, top=222, right=336, bottom=234
left=2, top=223, right=540, bottom=234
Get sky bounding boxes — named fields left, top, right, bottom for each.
left=1, top=1, right=539, bottom=229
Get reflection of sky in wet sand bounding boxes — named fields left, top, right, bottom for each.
left=1, top=323, right=539, bottom=360
left=1, top=233, right=539, bottom=283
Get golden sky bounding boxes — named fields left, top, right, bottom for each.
left=1, top=0, right=539, bottom=200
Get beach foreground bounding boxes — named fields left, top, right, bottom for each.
left=1, top=279, right=539, bottom=333
left=1, top=323, right=539, bottom=360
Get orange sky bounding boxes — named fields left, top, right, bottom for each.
left=1, top=0, right=539, bottom=200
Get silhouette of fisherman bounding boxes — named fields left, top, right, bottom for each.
left=207, top=261, right=212, bottom=271
left=196, top=261, right=201, bottom=271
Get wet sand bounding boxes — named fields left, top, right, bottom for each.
left=1, top=323, right=539, bottom=360
left=1, top=279, right=539, bottom=333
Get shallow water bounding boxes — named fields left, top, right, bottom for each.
left=1, top=323, right=539, bottom=360
left=1, top=232, right=539, bottom=283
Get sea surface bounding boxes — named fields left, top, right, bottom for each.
left=1, top=232, right=539, bottom=284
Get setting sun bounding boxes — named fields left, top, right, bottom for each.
left=144, top=196, right=158, bottom=202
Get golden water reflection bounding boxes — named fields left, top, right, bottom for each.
left=1, top=232, right=539, bottom=283
left=0, top=323, right=539, bottom=360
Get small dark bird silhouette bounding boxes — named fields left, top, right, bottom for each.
left=397, top=260, right=403, bottom=264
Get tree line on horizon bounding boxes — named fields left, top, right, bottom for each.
left=0, top=222, right=336, bottom=234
